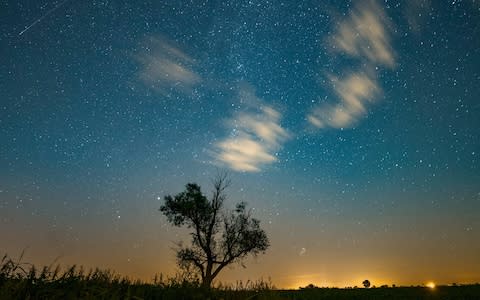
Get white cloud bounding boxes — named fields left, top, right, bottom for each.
left=135, top=36, right=201, bottom=95
left=309, top=0, right=394, bottom=130
left=331, top=0, right=395, bottom=68
left=213, top=88, right=290, bottom=172
left=308, top=71, right=380, bottom=129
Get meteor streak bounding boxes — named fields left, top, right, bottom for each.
left=18, top=0, right=71, bottom=36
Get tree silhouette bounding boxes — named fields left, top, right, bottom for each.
left=160, top=173, right=269, bottom=288
left=363, top=279, right=371, bottom=288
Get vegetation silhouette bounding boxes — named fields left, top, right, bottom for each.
left=2, top=252, right=480, bottom=299
left=363, top=279, right=371, bottom=288
left=160, top=172, right=269, bottom=289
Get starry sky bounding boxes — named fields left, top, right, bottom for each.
left=1, top=0, right=480, bottom=289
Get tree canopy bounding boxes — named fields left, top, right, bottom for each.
left=160, top=173, right=269, bottom=288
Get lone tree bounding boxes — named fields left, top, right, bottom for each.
left=363, top=279, right=371, bottom=288
left=160, top=173, right=269, bottom=288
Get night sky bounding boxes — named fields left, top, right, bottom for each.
left=1, top=0, right=480, bottom=288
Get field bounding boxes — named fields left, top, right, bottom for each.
left=1, top=254, right=479, bottom=299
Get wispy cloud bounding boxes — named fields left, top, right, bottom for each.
left=309, top=0, right=395, bottom=130
left=212, top=87, right=290, bottom=172
left=308, top=71, right=380, bottom=129
left=330, top=0, right=395, bottom=68
left=134, top=36, right=201, bottom=95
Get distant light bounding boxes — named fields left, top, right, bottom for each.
left=426, top=282, right=435, bottom=289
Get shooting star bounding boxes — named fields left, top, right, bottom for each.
left=19, top=0, right=71, bottom=36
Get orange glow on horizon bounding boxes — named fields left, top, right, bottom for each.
left=285, top=274, right=395, bottom=289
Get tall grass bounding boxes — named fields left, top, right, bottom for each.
left=1, top=253, right=479, bottom=300
left=0, top=253, right=276, bottom=299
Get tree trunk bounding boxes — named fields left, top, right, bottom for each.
left=202, top=258, right=213, bottom=288
left=202, top=275, right=212, bottom=289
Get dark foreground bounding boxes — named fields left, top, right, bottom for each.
left=273, top=286, right=480, bottom=300
left=2, top=255, right=479, bottom=299
left=2, top=279, right=480, bottom=300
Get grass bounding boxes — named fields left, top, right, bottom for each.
left=1, top=253, right=479, bottom=299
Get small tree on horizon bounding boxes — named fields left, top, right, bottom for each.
left=363, top=279, right=371, bottom=288
left=160, top=173, right=269, bottom=288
